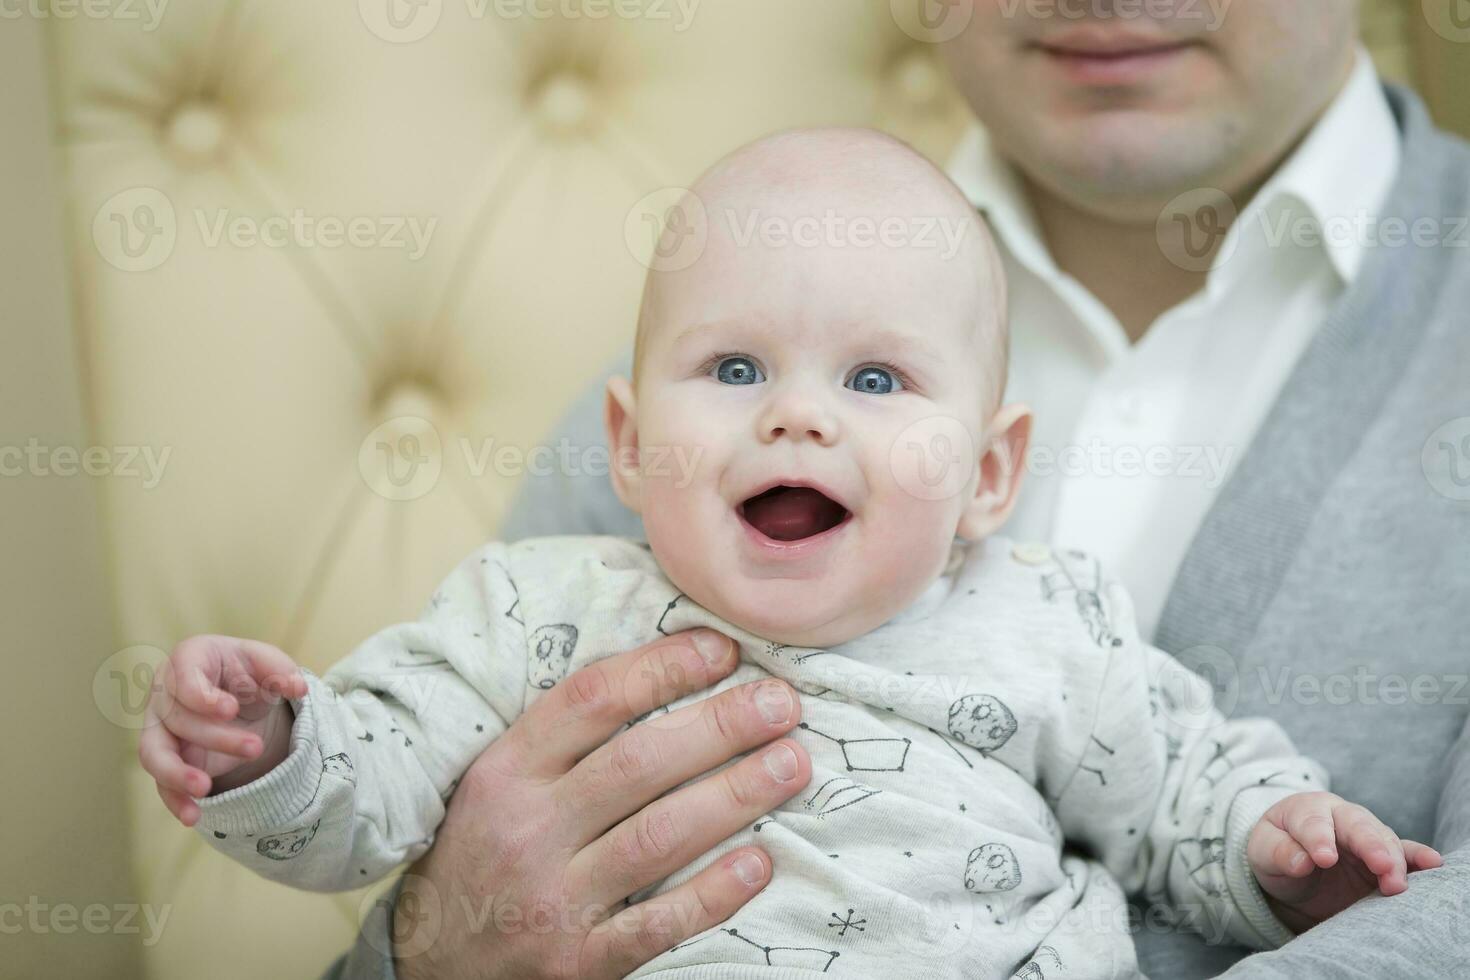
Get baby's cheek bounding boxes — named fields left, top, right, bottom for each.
left=859, top=492, right=962, bottom=602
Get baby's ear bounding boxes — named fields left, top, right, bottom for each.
left=957, top=403, right=1031, bottom=541
left=604, top=375, right=642, bottom=512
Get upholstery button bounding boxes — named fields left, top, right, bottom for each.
left=375, top=383, right=441, bottom=441
left=535, top=73, right=591, bottom=135
left=165, top=100, right=226, bottom=165
left=894, top=52, right=942, bottom=108
left=359, top=383, right=444, bottom=502
left=1012, top=542, right=1052, bottom=566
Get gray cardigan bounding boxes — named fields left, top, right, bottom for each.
left=328, top=84, right=1470, bottom=980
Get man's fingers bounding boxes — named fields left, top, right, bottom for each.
left=1249, top=819, right=1313, bottom=879
left=569, top=737, right=809, bottom=909
left=558, top=678, right=801, bottom=845
left=509, top=630, right=738, bottom=777
left=580, top=848, right=771, bottom=978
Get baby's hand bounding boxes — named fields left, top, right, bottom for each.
left=1247, top=791, right=1443, bottom=932
left=138, top=635, right=307, bottom=827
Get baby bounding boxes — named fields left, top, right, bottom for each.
left=142, top=129, right=1439, bottom=979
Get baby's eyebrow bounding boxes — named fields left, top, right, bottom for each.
left=672, top=318, right=752, bottom=345
left=846, top=326, right=947, bottom=367
left=671, top=319, right=946, bottom=367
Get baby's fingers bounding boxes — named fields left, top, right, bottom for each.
left=1404, top=840, right=1444, bottom=874
left=156, top=783, right=200, bottom=827
left=1279, top=793, right=1340, bottom=868
left=162, top=637, right=238, bottom=719
left=1335, top=804, right=1407, bottom=893
left=138, top=714, right=210, bottom=801
left=163, top=705, right=264, bottom=761
left=236, top=638, right=307, bottom=701
left=1248, top=818, right=1314, bottom=879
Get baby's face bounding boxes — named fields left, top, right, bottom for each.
left=609, top=134, right=1015, bottom=647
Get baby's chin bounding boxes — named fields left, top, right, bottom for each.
left=696, top=579, right=900, bottom=650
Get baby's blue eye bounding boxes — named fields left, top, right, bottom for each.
left=847, top=366, right=901, bottom=395
left=714, top=356, right=765, bottom=386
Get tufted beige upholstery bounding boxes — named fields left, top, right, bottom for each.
left=28, top=1, right=1424, bottom=976
left=55, top=3, right=972, bottom=976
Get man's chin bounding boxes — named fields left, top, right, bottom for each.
left=1024, top=116, right=1244, bottom=214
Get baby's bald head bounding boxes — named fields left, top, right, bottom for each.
left=633, top=127, right=1010, bottom=418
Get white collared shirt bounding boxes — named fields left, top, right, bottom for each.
left=946, top=50, right=1402, bottom=639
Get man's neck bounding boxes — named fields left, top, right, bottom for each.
left=1023, top=178, right=1215, bottom=344
left=1019, top=60, right=1359, bottom=346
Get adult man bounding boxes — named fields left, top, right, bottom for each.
left=332, top=1, right=1470, bottom=976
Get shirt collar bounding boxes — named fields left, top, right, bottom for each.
left=945, top=47, right=1401, bottom=290
left=1231, top=48, right=1401, bottom=284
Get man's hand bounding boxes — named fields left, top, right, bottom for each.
left=1248, top=791, right=1444, bottom=933
left=392, top=628, right=811, bottom=980
left=138, top=635, right=307, bottom=825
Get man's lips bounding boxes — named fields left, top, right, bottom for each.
left=1031, top=32, right=1198, bottom=85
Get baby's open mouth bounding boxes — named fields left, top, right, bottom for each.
left=739, top=485, right=850, bottom=542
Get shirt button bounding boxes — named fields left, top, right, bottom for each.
left=1012, top=542, right=1052, bottom=566
left=1116, top=391, right=1146, bottom=425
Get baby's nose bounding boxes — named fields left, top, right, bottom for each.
left=758, top=391, right=839, bottom=446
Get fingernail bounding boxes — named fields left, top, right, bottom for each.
left=755, top=683, right=793, bottom=725
left=1289, top=852, right=1307, bottom=871
left=692, top=630, right=731, bottom=666
left=731, top=852, right=765, bottom=887
left=763, top=743, right=798, bottom=782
